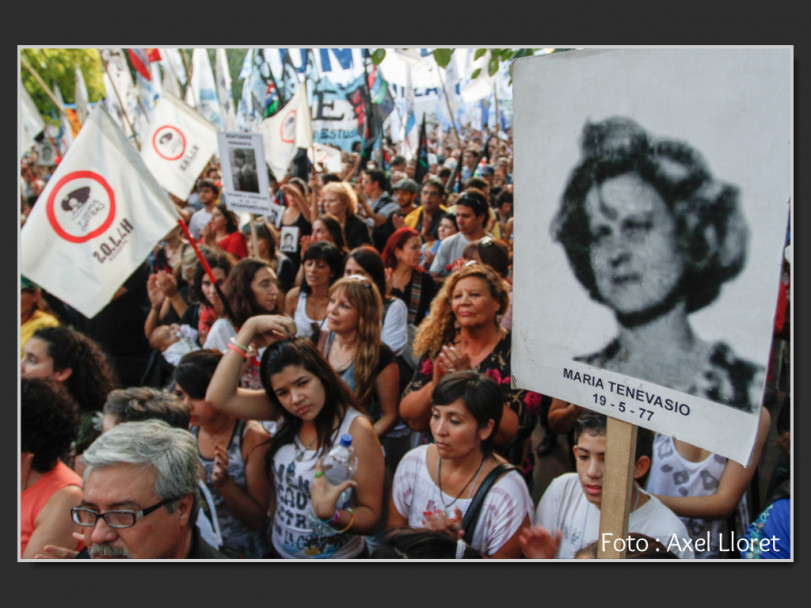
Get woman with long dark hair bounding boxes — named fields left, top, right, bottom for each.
left=201, top=201, right=247, bottom=264
left=204, top=325, right=385, bottom=559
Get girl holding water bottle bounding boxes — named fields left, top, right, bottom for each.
left=205, top=317, right=385, bottom=559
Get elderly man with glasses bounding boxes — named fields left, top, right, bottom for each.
left=71, top=420, right=227, bottom=559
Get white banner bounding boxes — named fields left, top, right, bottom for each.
left=190, top=48, right=224, bottom=129
left=215, top=48, right=236, bottom=131
left=21, top=106, right=180, bottom=318
left=307, top=142, right=343, bottom=174
left=140, top=92, right=219, bottom=199
left=259, top=82, right=311, bottom=179
left=218, top=131, right=272, bottom=215
left=512, top=48, right=791, bottom=466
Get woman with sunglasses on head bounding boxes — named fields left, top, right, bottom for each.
left=387, top=370, right=533, bottom=558
left=317, top=276, right=400, bottom=444
left=343, top=246, right=408, bottom=360
left=204, top=328, right=385, bottom=559
left=285, top=241, right=344, bottom=343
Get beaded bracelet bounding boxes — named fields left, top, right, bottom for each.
left=336, top=508, right=354, bottom=534
left=227, top=343, right=250, bottom=359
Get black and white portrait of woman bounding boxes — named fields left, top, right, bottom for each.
left=551, top=116, right=764, bottom=413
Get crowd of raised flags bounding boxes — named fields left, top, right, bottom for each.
left=20, top=47, right=522, bottom=319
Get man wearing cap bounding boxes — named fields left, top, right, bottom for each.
left=404, top=176, right=448, bottom=244
left=378, top=178, right=420, bottom=249
left=21, top=277, right=60, bottom=357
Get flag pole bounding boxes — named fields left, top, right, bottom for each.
left=180, top=49, right=198, bottom=108
left=176, top=218, right=237, bottom=324
left=436, top=64, right=462, bottom=150
left=99, top=53, right=141, bottom=151
left=21, top=56, right=70, bottom=119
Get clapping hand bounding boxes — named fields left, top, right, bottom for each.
left=422, top=507, right=464, bottom=540
left=519, top=526, right=562, bottom=559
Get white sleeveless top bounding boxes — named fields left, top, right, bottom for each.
left=271, top=407, right=366, bottom=559
left=294, top=291, right=326, bottom=341
left=645, top=433, right=748, bottom=558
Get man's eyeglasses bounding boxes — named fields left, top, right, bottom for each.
left=71, top=496, right=181, bottom=529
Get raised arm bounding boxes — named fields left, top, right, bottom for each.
left=653, top=407, right=772, bottom=520
left=205, top=315, right=295, bottom=420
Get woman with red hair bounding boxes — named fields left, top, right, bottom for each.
left=382, top=227, right=437, bottom=329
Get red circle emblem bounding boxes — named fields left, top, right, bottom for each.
left=152, top=125, right=187, bottom=160
left=280, top=110, right=297, bottom=144
left=45, top=171, right=116, bottom=243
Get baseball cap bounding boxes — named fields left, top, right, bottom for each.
left=392, top=178, right=419, bottom=194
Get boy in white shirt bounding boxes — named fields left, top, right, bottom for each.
left=522, top=411, right=694, bottom=559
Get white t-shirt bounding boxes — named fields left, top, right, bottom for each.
left=429, top=232, right=477, bottom=275
left=271, top=408, right=366, bottom=559
left=381, top=297, right=408, bottom=356
left=535, top=473, right=695, bottom=559
left=391, top=445, right=533, bottom=556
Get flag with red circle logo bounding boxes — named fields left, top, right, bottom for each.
left=21, top=105, right=179, bottom=318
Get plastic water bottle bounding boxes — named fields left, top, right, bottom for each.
left=322, top=433, right=358, bottom=509
left=308, top=433, right=358, bottom=537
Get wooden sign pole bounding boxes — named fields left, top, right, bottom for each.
left=249, top=213, right=259, bottom=259
left=596, top=416, right=638, bottom=559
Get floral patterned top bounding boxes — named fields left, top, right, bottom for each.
left=403, top=330, right=543, bottom=484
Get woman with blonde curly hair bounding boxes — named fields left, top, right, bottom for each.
left=317, top=276, right=400, bottom=444
left=400, top=263, right=545, bottom=486
left=320, top=181, right=373, bottom=250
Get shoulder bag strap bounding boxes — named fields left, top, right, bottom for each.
left=461, top=463, right=517, bottom=542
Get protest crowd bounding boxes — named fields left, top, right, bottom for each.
left=19, top=48, right=791, bottom=561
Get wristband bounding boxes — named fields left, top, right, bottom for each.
left=336, top=508, right=354, bottom=533
left=227, top=343, right=250, bottom=359
left=315, top=509, right=340, bottom=525
left=229, top=337, right=250, bottom=352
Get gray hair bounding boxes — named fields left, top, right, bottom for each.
left=81, top=420, right=200, bottom=523
left=103, top=387, right=190, bottom=429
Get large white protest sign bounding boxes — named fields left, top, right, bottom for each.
left=511, top=48, right=791, bottom=465
left=140, top=92, right=219, bottom=199
left=21, top=105, right=179, bottom=319
left=218, top=131, right=272, bottom=215
left=259, top=82, right=312, bottom=179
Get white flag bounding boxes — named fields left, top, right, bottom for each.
left=190, top=48, right=224, bottom=129
left=215, top=48, right=236, bottom=131
left=161, top=61, right=182, bottom=98
left=307, top=143, right=343, bottom=174
left=75, top=63, right=90, bottom=125
left=259, top=83, right=311, bottom=179
left=160, top=48, right=187, bottom=85
left=20, top=82, right=45, bottom=158
left=100, top=49, right=138, bottom=137
left=52, top=82, right=74, bottom=152
left=140, top=93, right=219, bottom=199
left=21, top=106, right=179, bottom=319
